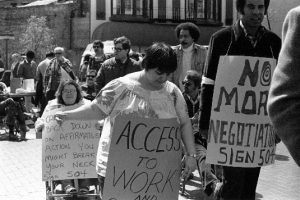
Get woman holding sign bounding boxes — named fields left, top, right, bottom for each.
left=55, top=42, right=197, bottom=199
left=36, top=80, right=92, bottom=194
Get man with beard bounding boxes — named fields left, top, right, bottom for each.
left=171, top=22, right=207, bottom=91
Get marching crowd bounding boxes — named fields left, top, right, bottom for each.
left=2, top=0, right=300, bottom=199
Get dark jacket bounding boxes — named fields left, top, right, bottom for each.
left=199, top=21, right=281, bottom=130
left=95, top=57, right=141, bottom=93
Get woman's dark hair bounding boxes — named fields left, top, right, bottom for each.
left=56, top=80, right=83, bottom=105
left=236, top=0, right=270, bottom=15
left=175, top=22, right=200, bottom=42
left=142, top=42, right=177, bottom=74
left=185, top=70, right=202, bottom=88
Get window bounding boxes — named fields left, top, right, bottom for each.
left=112, top=0, right=152, bottom=19
left=185, top=0, right=221, bottom=24
left=96, top=0, right=106, bottom=20
left=124, top=0, right=133, bottom=15
left=110, top=0, right=221, bottom=24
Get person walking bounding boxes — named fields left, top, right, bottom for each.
left=171, top=22, right=207, bottom=90
left=35, top=51, right=55, bottom=115
left=10, top=53, right=22, bottom=78
left=43, top=47, right=77, bottom=102
left=94, top=36, right=141, bottom=93
left=88, top=40, right=108, bottom=74
left=199, top=0, right=281, bottom=199
left=17, top=50, right=37, bottom=80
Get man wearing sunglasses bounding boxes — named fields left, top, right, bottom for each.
left=88, top=40, right=108, bottom=74
left=95, top=36, right=141, bottom=93
left=81, top=70, right=97, bottom=101
left=182, top=70, right=220, bottom=197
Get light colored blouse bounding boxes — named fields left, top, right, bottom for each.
left=93, top=75, right=189, bottom=176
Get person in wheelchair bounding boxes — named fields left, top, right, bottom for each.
left=35, top=80, right=95, bottom=194
left=181, top=71, right=220, bottom=196
left=0, top=82, right=27, bottom=141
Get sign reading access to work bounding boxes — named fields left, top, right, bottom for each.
left=206, top=56, right=277, bottom=167
left=103, top=114, right=182, bottom=200
left=42, top=107, right=100, bottom=181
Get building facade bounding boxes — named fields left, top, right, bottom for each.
left=89, top=0, right=235, bottom=51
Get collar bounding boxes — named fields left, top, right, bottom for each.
left=185, top=92, right=200, bottom=104
left=24, top=59, right=31, bottom=64
left=115, top=57, right=129, bottom=64
left=233, top=20, right=266, bottom=43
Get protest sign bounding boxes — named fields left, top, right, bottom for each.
left=103, top=114, right=182, bottom=200
left=206, top=56, right=277, bottom=167
left=42, top=106, right=99, bottom=181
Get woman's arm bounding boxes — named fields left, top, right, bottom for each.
left=180, top=118, right=196, bottom=155
left=56, top=103, right=107, bottom=122
left=180, top=117, right=197, bottom=180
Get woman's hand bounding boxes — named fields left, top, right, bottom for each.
left=55, top=111, right=68, bottom=125
left=181, top=156, right=197, bottom=181
left=95, top=120, right=104, bottom=130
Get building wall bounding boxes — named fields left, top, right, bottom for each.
left=0, top=2, right=87, bottom=73
left=90, top=0, right=227, bottom=47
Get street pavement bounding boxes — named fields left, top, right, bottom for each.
left=0, top=128, right=299, bottom=200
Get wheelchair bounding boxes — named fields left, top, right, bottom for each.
left=180, top=134, right=223, bottom=197
left=46, top=178, right=101, bottom=200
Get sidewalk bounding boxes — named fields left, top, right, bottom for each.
left=0, top=129, right=299, bottom=200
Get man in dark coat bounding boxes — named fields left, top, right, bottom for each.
left=199, top=0, right=281, bottom=199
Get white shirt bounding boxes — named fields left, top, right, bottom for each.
left=179, top=44, right=194, bottom=90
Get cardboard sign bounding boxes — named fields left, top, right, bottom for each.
left=42, top=107, right=100, bottom=181
left=206, top=56, right=277, bottom=167
left=103, top=114, right=182, bottom=200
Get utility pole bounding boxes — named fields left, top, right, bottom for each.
left=0, top=34, right=15, bottom=70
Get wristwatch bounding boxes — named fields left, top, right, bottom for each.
left=186, top=153, right=197, bottom=159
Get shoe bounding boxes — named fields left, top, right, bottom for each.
left=204, top=181, right=215, bottom=196
left=19, top=131, right=26, bottom=141
left=8, top=133, right=18, bottom=141
left=213, top=182, right=223, bottom=200
left=79, top=186, right=89, bottom=194
left=65, top=185, right=77, bottom=194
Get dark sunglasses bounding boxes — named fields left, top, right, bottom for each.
left=93, top=46, right=101, bottom=49
left=86, top=75, right=95, bottom=78
left=182, top=80, right=192, bottom=86
left=55, top=52, right=62, bottom=55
